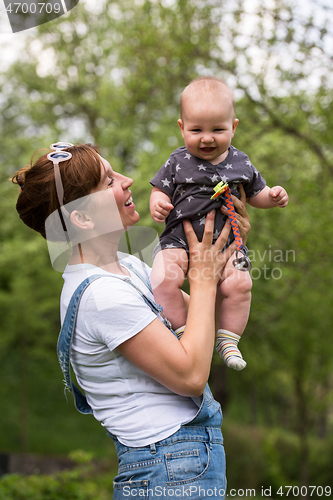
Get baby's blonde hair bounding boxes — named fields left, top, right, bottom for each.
left=180, top=76, right=236, bottom=120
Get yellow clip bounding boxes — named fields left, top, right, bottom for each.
left=210, top=181, right=229, bottom=200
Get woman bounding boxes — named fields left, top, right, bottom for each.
left=13, top=143, right=250, bottom=498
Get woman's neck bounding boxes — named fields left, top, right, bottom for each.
left=69, top=235, right=128, bottom=275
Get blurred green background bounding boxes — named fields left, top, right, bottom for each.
left=0, top=0, right=332, bottom=498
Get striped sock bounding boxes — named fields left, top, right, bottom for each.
left=174, top=325, right=185, bottom=340
left=216, top=329, right=247, bottom=371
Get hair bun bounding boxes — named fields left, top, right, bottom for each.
left=12, top=167, right=28, bottom=191
left=17, top=174, right=25, bottom=190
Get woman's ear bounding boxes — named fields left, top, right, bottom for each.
left=70, top=210, right=95, bottom=230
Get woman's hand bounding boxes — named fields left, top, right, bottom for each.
left=221, top=184, right=251, bottom=244
left=183, top=210, right=237, bottom=289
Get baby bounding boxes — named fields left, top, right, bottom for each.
left=150, top=76, right=288, bottom=370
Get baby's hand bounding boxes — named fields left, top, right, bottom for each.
left=151, top=200, right=174, bottom=223
left=269, top=186, right=289, bottom=208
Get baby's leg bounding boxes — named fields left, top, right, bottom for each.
left=150, top=248, right=188, bottom=332
left=216, top=253, right=252, bottom=370
left=219, top=253, right=252, bottom=334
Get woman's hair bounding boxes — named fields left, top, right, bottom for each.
left=12, top=144, right=102, bottom=240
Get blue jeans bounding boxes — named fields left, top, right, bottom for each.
left=109, top=386, right=226, bottom=499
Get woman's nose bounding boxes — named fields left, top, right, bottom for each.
left=121, top=174, right=133, bottom=189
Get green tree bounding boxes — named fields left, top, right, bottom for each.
left=0, top=0, right=333, bottom=490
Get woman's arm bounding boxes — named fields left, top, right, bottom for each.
left=116, top=212, right=236, bottom=397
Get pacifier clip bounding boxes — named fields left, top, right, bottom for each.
left=211, top=181, right=251, bottom=271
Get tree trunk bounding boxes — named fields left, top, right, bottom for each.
left=294, top=375, right=309, bottom=497
left=20, top=344, right=29, bottom=451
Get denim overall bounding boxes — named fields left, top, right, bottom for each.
left=57, top=262, right=226, bottom=499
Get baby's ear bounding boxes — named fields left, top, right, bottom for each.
left=178, top=118, right=185, bottom=139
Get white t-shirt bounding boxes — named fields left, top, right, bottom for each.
left=60, top=254, right=198, bottom=447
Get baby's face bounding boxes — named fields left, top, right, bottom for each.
left=178, top=95, right=238, bottom=165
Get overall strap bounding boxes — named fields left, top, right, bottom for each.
left=57, top=274, right=102, bottom=414
left=121, top=261, right=172, bottom=329
left=121, top=260, right=153, bottom=294
left=57, top=266, right=171, bottom=414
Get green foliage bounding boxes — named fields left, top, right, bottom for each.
left=0, top=451, right=114, bottom=500
left=224, top=425, right=333, bottom=492
left=0, top=0, right=333, bottom=489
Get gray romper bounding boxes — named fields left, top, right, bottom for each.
left=150, top=145, right=266, bottom=254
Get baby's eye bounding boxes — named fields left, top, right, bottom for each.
left=191, top=129, right=201, bottom=132
left=107, top=177, right=114, bottom=187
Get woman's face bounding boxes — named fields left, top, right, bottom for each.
left=93, top=157, right=140, bottom=231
